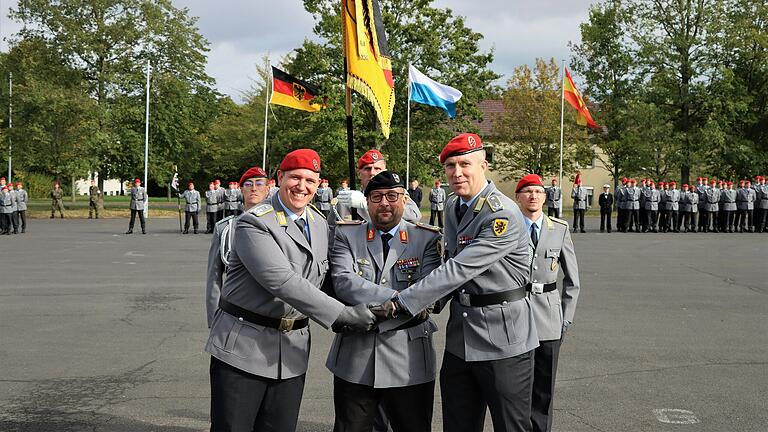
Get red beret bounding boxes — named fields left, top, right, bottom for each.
left=727, top=181, right=733, bottom=186
left=280, top=149, right=321, bottom=173
left=696, top=176, right=702, bottom=181
left=622, top=177, right=628, bottom=182
left=659, top=181, right=665, bottom=186
left=682, top=184, right=689, bottom=188
left=629, top=179, right=636, bottom=183
left=670, top=181, right=677, bottom=185
left=515, top=174, right=544, bottom=193
left=134, top=178, right=141, bottom=183
left=702, top=177, right=708, bottom=181
left=16, top=182, right=22, bottom=186
left=718, top=180, right=724, bottom=184
left=215, top=179, right=221, bottom=184
left=239, top=166, right=268, bottom=186
left=0, top=177, right=4, bottom=181
left=357, top=149, right=385, bottom=169
left=756, top=175, right=763, bottom=180
left=710, top=179, right=716, bottom=184
left=439, top=133, right=483, bottom=164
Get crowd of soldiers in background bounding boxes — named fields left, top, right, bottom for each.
left=0, top=177, right=28, bottom=235
left=607, top=176, right=768, bottom=233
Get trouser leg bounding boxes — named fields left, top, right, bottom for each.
left=333, top=376, right=380, bottom=432
left=381, top=381, right=435, bottom=432
left=440, top=352, right=487, bottom=432
left=429, top=210, right=437, bottom=226
left=128, top=209, right=137, bottom=230
left=184, top=212, right=192, bottom=231
left=600, top=209, right=606, bottom=231
left=531, top=340, right=562, bottom=432
left=138, top=210, right=146, bottom=231
left=477, top=350, right=535, bottom=432
left=437, top=211, right=443, bottom=228
left=207, top=212, right=215, bottom=232
left=747, top=210, right=753, bottom=231
left=19, top=210, right=26, bottom=231
left=193, top=212, right=199, bottom=231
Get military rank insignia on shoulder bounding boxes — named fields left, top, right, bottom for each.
left=486, top=194, right=504, bottom=212
left=416, top=222, right=441, bottom=232
left=216, top=215, right=235, bottom=226
left=308, top=203, right=326, bottom=219
left=549, top=216, right=569, bottom=227
left=335, top=219, right=364, bottom=226
left=251, top=203, right=273, bottom=217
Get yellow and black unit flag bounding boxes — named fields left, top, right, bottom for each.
left=270, top=66, right=323, bottom=112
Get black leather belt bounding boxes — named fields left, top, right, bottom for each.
left=219, top=298, right=309, bottom=332
left=391, top=314, right=429, bottom=331
left=453, top=288, right=526, bottom=307
left=525, top=282, right=557, bottom=294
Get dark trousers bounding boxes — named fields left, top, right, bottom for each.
left=440, top=350, right=534, bottom=432
left=645, top=210, right=658, bottom=231
left=697, top=207, right=706, bottom=230
left=599, top=209, right=612, bottom=232
left=736, top=209, right=753, bottom=231
left=616, top=208, right=625, bottom=231
left=723, top=210, right=735, bottom=231
left=547, top=207, right=561, bottom=219
left=658, top=209, right=668, bottom=231
left=681, top=212, right=696, bottom=231
left=429, top=210, right=443, bottom=228
left=17, top=210, right=26, bottom=232
left=0, top=213, right=9, bottom=233
left=639, top=207, right=647, bottom=231
left=216, top=209, right=225, bottom=222
left=210, top=357, right=305, bottom=432
left=572, top=209, right=585, bottom=231
left=704, top=211, right=718, bottom=232
left=531, top=340, right=562, bottom=432
left=224, top=209, right=238, bottom=217
left=718, top=210, right=727, bottom=231
left=184, top=211, right=199, bottom=232
left=128, top=209, right=145, bottom=232
left=11, top=210, right=19, bottom=232
left=207, top=212, right=217, bottom=233
left=627, top=209, right=639, bottom=231
left=332, top=376, right=434, bottom=432
left=670, top=210, right=680, bottom=231
left=755, top=208, right=766, bottom=232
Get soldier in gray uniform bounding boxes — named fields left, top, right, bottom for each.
left=205, top=150, right=377, bottom=432
left=50, top=182, right=65, bottom=218
left=625, top=179, right=641, bottom=232
left=638, top=179, right=648, bottom=232
left=658, top=182, right=669, bottom=232
left=206, top=167, right=269, bottom=329
left=736, top=180, right=756, bottom=232
left=126, top=178, right=147, bottom=234
left=702, top=179, right=720, bottom=232
left=379, top=133, right=539, bottom=432
left=429, top=179, right=447, bottom=228
left=179, top=181, right=201, bottom=234
left=514, top=173, right=580, bottom=432
left=7, top=183, right=19, bottom=234
left=314, top=178, right=333, bottom=219
left=755, top=176, right=767, bottom=232
left=679, top=184, right=698, bottom=233
left=222, top=182, right=241, bottom=217
left=328, top=171, right=442, bottom=432
left=546, top=178, right=562, bottom=219
left=15, top=182, right=28, bottom=233
left=721, top=181, right=738, bottom=233
left=571, top=178, right=587, bottom=233
left=643, top=181, right=660, bottom=232
left=695, top=177, right=708, bottom=232
left=213, top=180, right=225, bottom=222
left=668, top=181, right=681, bottom=232
left=615, top=178, right=627, bottom=232
left=0, top=185, right=12, bottom=234
left=335, top=179, right=352, bottom=221
left=205, top=182, right=219, bottom=234
left=88, top=180, right=102, bottom=219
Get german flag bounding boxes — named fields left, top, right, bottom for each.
left=563, top=67, right=598, bottom=129
left=270, top=66, right=323, bottom=112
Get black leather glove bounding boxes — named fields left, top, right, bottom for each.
left=414, top=303, right=434, bottom=321
left=332, top=304, right=377, bottom=333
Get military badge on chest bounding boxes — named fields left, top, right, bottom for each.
left=458, top=235, right=474, bottom=246
left=396, top=257, right=420, bottom=284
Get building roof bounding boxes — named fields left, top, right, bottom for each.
left=472, top=100, right=504, bottom=138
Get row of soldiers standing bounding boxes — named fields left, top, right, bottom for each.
left=0, top=177, right=28, bottom=234
left=613, top=176, right=768, bottom=233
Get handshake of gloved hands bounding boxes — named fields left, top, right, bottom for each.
left=331, top=298, right=432, bottom=333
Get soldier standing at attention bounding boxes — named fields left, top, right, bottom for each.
left=615, top=178, right=628, bottom=232
left=179, top=181, right=201, bottom=234
left=15, top=182, right=28, bottom=233
left=703, top=179, right=720, bottom=232
left=755, top=176, right=767, bottom=232
left=88, top=180, right=102, bottom=219
left=638, top=179, right=647, bottom=232
left=213, top=179, right=225, bottom=222
left=643, top=181, right=660, bottom=233
left=336, top=179, right=352, bottom=221
left=679, top=184, right=696, bottom=233
left=7, top=183, right=19, bottom=234
left=205, top=166, right=269, bottom=329
left=598, top=184, right=613, bottom=233
left=408, top=179, right=423, bottom=208
left=205, top=182, right=219, bottom=234
left=0, top=185, right=12, bottom=234
left=739, top=180, right=756, bottom=232
left=429, top=180, right=446, bottom=228
left=546, top=178, right=562, bottom=219
left=50, top=181, right=65, bottom=218
left=721, top=181, right=737, bottom=233
left=377, top=133, right=539, bottom=432
left=658, top=182, right=669, bottom=232
left=514, top=174, right=580, bottom=432
left=328, top=170, right=442, bottom=432
left=571, top=175, right=587, bottom=233
left=204, top=150, right=376, bottom=432
left=314, top=178, right=333, bottom=219
left=668, top=181, right=681, bottom=232
left=222, top=182, right=240, bottom=218
left=625, top=179, right=641, bottom=232
left=696, top=177, right=708, bottom=232
left=126, top=178, right=147, bottom=235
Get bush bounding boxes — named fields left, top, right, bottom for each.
left=13, top=172, right=59, bottom=199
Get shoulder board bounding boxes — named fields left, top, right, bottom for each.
left=549, top=216, right=569, bottom=226
left=308, top=203, right=326, bottom=220
left=251, top=203, right=274, bottom=217
left=335, top=219, right=365, bottom=226
left=448, top=192, right=455, bottom=197
left=485, top=194, right=504, bottom=212
left=215, top=215, right=235, bottom=226
left=415, top=222, right=441, bottom=232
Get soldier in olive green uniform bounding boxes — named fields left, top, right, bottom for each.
left=50, top=182, right=65, bottom=218
left=88, top=180, right=102, bottom=219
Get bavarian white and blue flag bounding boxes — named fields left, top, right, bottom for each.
left=408, top=64, right=463, bottom=118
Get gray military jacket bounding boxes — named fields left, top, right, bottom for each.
left=397, top=181, right=538, bottom=362
left=315, top=187, right=333, bottom=211
left=736, top=188, right=755, bottom=210
left=615, top=186, right=626, bottom=210
left=327, top=220, right=442, bottom=388
left=680, top=191, right=695, bottom=212
left=206, top=215, right=235, bottom=328
left=205, top=190, right=219, bottom=213
left=0, top=191, right=12, bottom=214
left=15, top=189, right=28, bottom=211
left=180, top=190, right=201, bottom=213
left=666, top=189, right=680, bottom=211
left=759, top=184, right=768, bottom=209
left=643, top=188, right=660, bottom=211
left=695, top=184, right=708, bottom=209
left=223, top=189, right=240, bottom=210
left=527, top=216, right=580, bottom=341
left=430, top=187, right=446, bottom=211
left=721, top=189, right=737, bottom=211
left=204, top=194, right=345, bottom=379
left=129, top=186, right=147, bottom=211
left=9, top=190, right=17, bottom=212
left=545, top=186, right=561, bottom=209
left=626, top=187, right=641, bottom=210
left=571, top=186, right=587, bottom=210
left=704, top=188, right=720, bottom=212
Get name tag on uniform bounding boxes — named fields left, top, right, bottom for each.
left=458, top=235, right=474, bottom=246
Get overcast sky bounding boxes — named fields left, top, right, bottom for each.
left=0, top=0, right=595, bottom=102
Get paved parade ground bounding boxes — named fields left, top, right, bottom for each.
left=0, top=217, right=766, bottom=432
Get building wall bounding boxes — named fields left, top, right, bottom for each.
left=75, top=176, right=126, bottom=196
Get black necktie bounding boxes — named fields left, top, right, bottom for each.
left=530, top=223, right=539, bottom=247
left=457, top=203, right=469, bottom=221
left=295, top=218, right=309, bottom=243
left=381, top=233, right=393, bottom=262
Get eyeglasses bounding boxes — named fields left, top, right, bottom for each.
left=368, top=192, right=404, bottom=203
left=242, top=180, right=267, bottom=187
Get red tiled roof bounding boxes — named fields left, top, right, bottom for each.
left=472, top=100, right=504, bottom=137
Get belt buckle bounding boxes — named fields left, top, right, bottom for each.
left=531, top=283, right=544, bottom=295
left=459, top=293, right=471, bottom=307
left=278, top=318, right=295, bottom=332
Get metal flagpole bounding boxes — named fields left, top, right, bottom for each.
left=559, top=59, right=565, bottom=187
left=144, top=60, right=151, bottom=218
left=8, top=72, right=12, bottom=182
left=263, top=62, right=270, bottom=168
left=406, top=63, right=411, bottom=185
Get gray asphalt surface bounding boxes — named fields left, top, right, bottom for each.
left=1, top=217, right=766, bottom=431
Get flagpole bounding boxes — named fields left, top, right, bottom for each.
left=344, top=61, right=357, bottom=192
left=144, top=60, right=151, bottom=219
left=263, top=62, right=270, bottom=169
left=406, top=63, right=412, bottom=185
left=8, top=72, right=12, bottom=182
left=559, top=59, right=565, bottom=187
